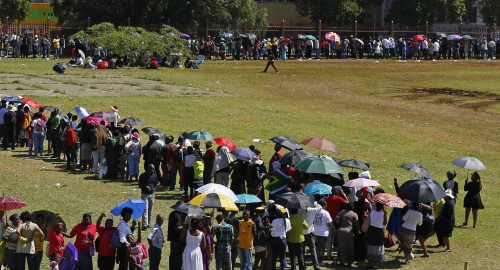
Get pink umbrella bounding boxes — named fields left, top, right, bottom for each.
left=84, top=116, right=110, bottom=126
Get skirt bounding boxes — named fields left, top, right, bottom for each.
left=398, top=227, right=416, bottom=261
left=365, top=226, right=385, bottom=262
left=81, top=143, right=92, bottom=160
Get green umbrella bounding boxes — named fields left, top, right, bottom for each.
left=185, top=130, right=214, bottom=141
left=305, top=35, right=317, bottom=41
left=295, top=156, right=343, bottom=175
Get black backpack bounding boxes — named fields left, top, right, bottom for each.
left=173, top=146, right=183, bottom=162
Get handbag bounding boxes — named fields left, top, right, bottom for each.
left=424, top=213, right=435, bottom=223
left=384, top=233, right=396, bottom=248
left=361, top=212, right=370, bottom=233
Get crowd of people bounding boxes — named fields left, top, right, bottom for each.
left=0, top=99, right=486, bottom=270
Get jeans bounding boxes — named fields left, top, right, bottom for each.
left=203, top=166, right=212, bottom=185
left=43, top=46, right=49, bottom=58
left=288, top=242, right=305, bottom=270
left=315, top=235, right=328, bottom=262
left=402, top=50, right=407, bottom=60
left=169, top=164, right=181, bottom=190
left=92, top=147, right=105, bottom=173
left=59, top=47, right=64, bottom=57
left=271, top=237, right=287, bottom=270
left=37, top=250, right=43, bottom=268
left=488, top=47, right=494, bottom=59
left=148, top=246, right=161, bottom=270
left=141, top=193, right=155, bottom=226
left=303, top=233, right=319, bottom=269
left=66, top=146, right=73, bottom=170
left=17, top=253, right=38, bottom=270
left=32, top=132, right=45, bottom=156
left=54, top=47, right=59, bottom=59
left=238, top=248, right=252, bottom=270
left=76, top=250, right=93, bottom=270
left=128, top=152, right=140, bottom=176
left=367, top=47, right=373, bottom=59
left=215, top=252, right=232, bottom=270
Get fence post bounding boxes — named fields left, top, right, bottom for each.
left=244, top=20, right=248, bottom=34
left=46, top=17, right=49, bottom=36
left=206, top=19, right=209, bottom=38
left=390, top=21, right=394, bottom=37
left=5, top=17, right=8, bottom=36
left=167, top=18, right=170, bottom=26
left=354, top=20, right=358, bottom=37
left=459, top=22, right=463, bottom=36
left=318, top=20, right=322, bottom=40
left=281, top=20, right=285, bottom=37
left=425, top=22, right=429, bottom=38
left=87, top=17, right=91, bottom=28
left=128, top=17, right=131, bottom=27
left=494, top=24, right=497, bottom=40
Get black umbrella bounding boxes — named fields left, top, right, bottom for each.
left=42, top=106, right=59, bottom=112
left=434, top=32, right=447, bottom=39
left=141, top=127, right=167, bottom=139
left=53, top=63, right=67, bottom=74
left=276, top=193, right=313, bottom=209
left=171, top=202, right=205, bottom=216
left=400, top=163, right=431, bottom=179
left=119, top=117, right=146, bottom=126
left=295, top=34, right=306, bottom=40
left=90, top=111, right=114, bottom=119
left=279, top=149, right=313, bottom=166
left=397, top=178, right=446, bottom=203
left=338, top=159, right=369, bottom=171
left=269, top=136, right=288, bottom=144
left=269, top=136, right=302, bottom=151
left=330, top=157, right=343, bottom=164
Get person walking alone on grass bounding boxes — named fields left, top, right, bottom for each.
left=148, top=214, right=164, bottom=270
left=262, top=51, right=278, bottom=73
left=139, top=164, right=157, bottom=231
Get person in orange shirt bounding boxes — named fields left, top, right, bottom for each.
left=237, top=210, right=256, bottom=270
left=268, top=144, right=284, bottom=176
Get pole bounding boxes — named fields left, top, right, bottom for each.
left=244, top=20, right=247, bottom=34
left=46, top=17, right=49, bottom=37
left=354, top=20, right=358, bottom=38
left=5, top=17, right=8, bottom=36
left=425, top=21, right=429, bottom=38
left=206, top=19, right=209, bottom=38
left=281, top=20, right=285, bottom=38
left=128, top=17, right=131, bottom=27
left=318, top=20, right=322, bottom=40
left=390, top=21, right=394, bottom=37
left=459, top=22, right=463, bottom=36
left=87, top=17, right=91, bottom=28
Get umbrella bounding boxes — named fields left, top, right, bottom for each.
left=59, top=242, right=78, bottom=270
left=305, top=35, right=317, bottom=40
left=190, top=193, right=238, bottom=211
left=239, top=34, right=248, bottom=39
left=295, top=155, right=343, bottom=175
left=330, top=157, right=343, bottom=164
left=75, top=107, right=90, bottom=119
left=452, top=156, right=486, bottom=171
left=90, top=111, right=114, bottom=119
left=20, top=97, right=42, bottom=109
left=141, top=127, right=167, bottom=139
left=77, top=49, right=85, bottom=59
left=447, top=34, right=462, bottom=40
left=397, top=178, right=446, bottom=203
left=269, top=136, right=302, bottom=151
left=279, top=149, right=313, bottom=166
left=245, top=33, right=257, bottom=40
left=1, top=96, right=24, bottom=104
left=231, top=147, right=255, bottom=161
left=370, top=193, right=406, bottom=208
left=434, top=32, right=447, bottom=39
left=462, top=35, right=476, bottom=40
left=276, top=193, right=313, bottom=209
left=181, top=33, right=190, bottom=39
left=84, top=116, right=110, bottom=126
left=300, top=137, right=340, bottom=153
left=338, top=159, right=369, bottom=171
left=235, top=194, right=262, bottom=204
left=110, top=199, right=146, bottom=220
left=214, top=137, right=237, bottom=151
left=221, top=33, right=233, bottom=39
left=119, top=117, right=146, bottom=126
left=325, top=32, right=341, bottom=41
left=53, top=62, right=68, bottom=74
left=413, top=35, right=426, bottom=41
left=185, top=130, right=214, bottom=141
left=280, top=38, right=291, bottom=43
left=304, top=183, right=332, bottom=195
left=343, top=178, right=380, bottom=188
left=31, top=210, right=67, bottom=240
left=42, top=106, right=59, bottom=112
left=295, top=34, right=306, bottom=40
left=195, top=183, right=238, bottom=201
left=0, top=196, right=26, bottom=210
left=353, top=38, right=364, bottom=44
left=131, top=32, right=141, bottom=37
left=171, top=201, right=205, bottom=216
left=400, top=163, right=431, bottom=179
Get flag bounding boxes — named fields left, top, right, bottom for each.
left=265, top=169, right=292, bottom=195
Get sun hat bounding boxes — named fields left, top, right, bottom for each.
left=131, top=132, right=140, bottom=139
left=444, top=189, right=454, bottom=199
left=111, top=105, right=119, bottom=112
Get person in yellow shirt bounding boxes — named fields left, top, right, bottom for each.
left=34, top=213, right=46, bottom=266
left=427, top=198, right=445, bottom=247
left=237, top=210, right=256, bottom=270
left=53, top=35, right=61, bottom=59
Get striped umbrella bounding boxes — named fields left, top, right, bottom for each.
left=0, top=196, right=26, bottom=211
left=75, top=107, right=90, bottom=119
left=189, top=193, right=238, bottom=211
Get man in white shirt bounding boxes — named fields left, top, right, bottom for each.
left=433, top=40, right=440, bottom=60
left=148, top=214, right=164, bottom=270
left=312, top=199, right=333, bottom=266
left=117, top=207, right=136, bottom=270
left=382, top=37, right=389, bottom=59
left=299, top=201, right=322, bottom=270
left=421, top=39, right=428, bottom=60
left=487, top=39, right=496, bottom=60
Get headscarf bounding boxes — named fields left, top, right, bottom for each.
left=9, top=213, right=18, bottom=222
left=211, top=146, right=233, bottom=177
left=356, top=186, right=369, bottom=199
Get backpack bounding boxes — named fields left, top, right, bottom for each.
left=110, top=229, right=122, bottom=248
left=35, top=119, right=44, bottom=132
left=173, top=146, right=183, bottom=163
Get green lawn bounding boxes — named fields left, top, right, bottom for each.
left=0, top=58, right=498, bottom=269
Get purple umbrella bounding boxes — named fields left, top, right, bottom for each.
left=447, top=34, right=462, bottom=40
left=59, top=242, right=78, bottom=270
left=181, top=33, right=190, bottom=39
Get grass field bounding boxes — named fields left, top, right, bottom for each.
left=0, top=57, right=499, bottom=269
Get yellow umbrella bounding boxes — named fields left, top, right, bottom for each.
left=190, top=193, right=238, bottom=211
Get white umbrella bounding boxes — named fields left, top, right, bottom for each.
left=77, top=49, right=85, bottom=59
left=343, top=178, right=380, bottom=188
left=452, top=156, right=486, bottom=171
left=195, top=183, right=237, bottom=201
left=75, top=106, right=90, bottom=119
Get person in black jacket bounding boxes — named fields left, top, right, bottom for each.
left=443, top=170, right=459, bottom=202
left=3, top=106, right=16, bottom=150
left=168, top=202, right=184, bottom=270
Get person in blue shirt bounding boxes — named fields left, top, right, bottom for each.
left=400, top=38, right=407, bottom=61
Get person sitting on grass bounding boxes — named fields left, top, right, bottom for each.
left=49, top=252, right=59, bottom=270
left=184, top=57, right=199, bottom=69
left=128, top=221, right=148, bottom=270
left=85, top=56, right=96, bottom=69
left=116, top=56, right=124, bottom=68
left=148, top=56, right=158, bottom=69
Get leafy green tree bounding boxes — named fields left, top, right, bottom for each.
left=477, top=0, right=500, bottom=27
left=384, top=0, right=466, bottom=26
left=0, top=0, right=31, bottom=29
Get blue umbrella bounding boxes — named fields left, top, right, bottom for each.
left=1, top=96, right=24, bottom=104
left=235, top=194, right=262, bottom=204
left=231, top=147, right=255, bottom=161
left=304, top=183, right=333, bottom=195
left=110, top=199, right=146, bottom=220
left=221, top=33, right=233, bottom=39
left=59, top=242, right=78, bottom=270
left=75, top=106, right=90, bottom=119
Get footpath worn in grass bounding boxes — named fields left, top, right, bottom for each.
left=0, top=58, right=499, bottom=269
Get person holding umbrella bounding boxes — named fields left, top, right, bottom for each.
left=462, top=172, right=484, bottom=228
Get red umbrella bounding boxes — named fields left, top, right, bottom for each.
left=0, top=196, right=27, bottom=211
left=300, top=137, right=340, bottom=153
left=370, top=193, right=406, bottom=208
left=325, top=32, right=341, bottom=42
left=279, top=38, right=291, bottom=43
left=413, top=35, right=425, bottom=41
left=84, top=116, right=110, bottom=126
left=20, top=97, right=43, bottom=109
left=214, top=137, right=237, bottom=151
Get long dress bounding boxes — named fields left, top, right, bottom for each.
left=337, top=210, right=360, bottom=265
left=182, top=231, right=204, bottom=270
